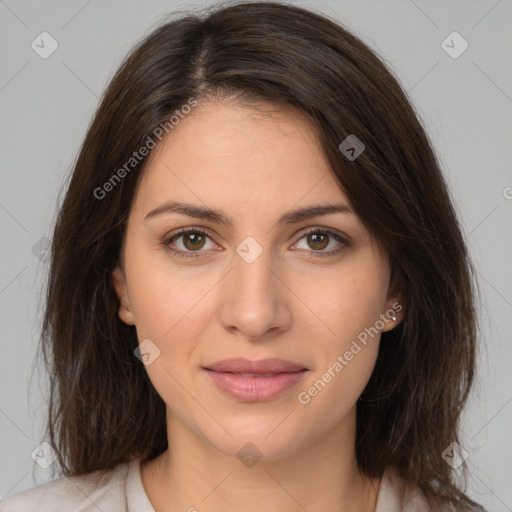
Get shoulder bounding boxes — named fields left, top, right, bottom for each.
left=377, top=467, right=486, bottom=512
left=0, top=460, right=131, bottom=512
left=376, top=466, right=431, bottom=512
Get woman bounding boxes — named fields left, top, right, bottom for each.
left=0, top=1, right=486, bottom=511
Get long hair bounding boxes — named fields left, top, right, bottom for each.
left=38, top=2, right=482, bottom=510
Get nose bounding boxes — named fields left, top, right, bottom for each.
left=218, top=244, right=292, bottom=342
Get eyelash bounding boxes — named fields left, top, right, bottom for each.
left=161, top=226, right=349, bottom=259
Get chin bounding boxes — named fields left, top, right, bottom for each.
left=201, top=414, right=308, bottom=463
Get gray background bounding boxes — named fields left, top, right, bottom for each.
left=1, top=0, right=511, bottom=510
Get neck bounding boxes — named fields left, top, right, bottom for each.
left=141, top=407, right=381, bottom=512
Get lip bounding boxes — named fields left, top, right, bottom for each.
left=202, top=358, right=308, bottom=402
left=204, top=357, right=306, bottom=374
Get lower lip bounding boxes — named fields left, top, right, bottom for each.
left=204, top=369, right=307, bottom=402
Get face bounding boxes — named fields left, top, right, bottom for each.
left=112, top=99, right=402, bottom=462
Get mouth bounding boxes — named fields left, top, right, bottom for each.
left=202, top=358, right=308, bottom=402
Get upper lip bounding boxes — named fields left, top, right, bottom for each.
left=203, top=358, right=307, bottom=374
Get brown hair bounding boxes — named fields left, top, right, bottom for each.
left=38, top=1, right=483, bottom=510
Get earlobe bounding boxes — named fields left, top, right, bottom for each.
left=381, top=295, right=405, bottom=332
left=381, top=264, right=405, bottom=332
left=111, top=265, right=136, bottom=326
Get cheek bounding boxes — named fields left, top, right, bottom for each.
left=295, top=271, right=385, bottom=419
left=295, top=341, right=378, bottom=439
left=126, top=263, right=217, bottom=422
left=294, top=258, right=389, bottom=347
left=293, top=253, right=388, bottom=407
left=125, top=243, right=217, bottom=342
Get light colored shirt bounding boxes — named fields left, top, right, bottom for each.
left=0, top=457, right=431, bottom=511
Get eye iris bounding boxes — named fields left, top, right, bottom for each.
left=308, top=232, right=329, bottom=250
left=183, top=232, right=206, bottom=250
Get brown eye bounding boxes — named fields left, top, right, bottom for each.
left=292, top=228, right=348, bottom=257
left=307, top=232, right=329, bottom=250
left=182, top=232, right=207, bottom=251
left=164, top=227, right=347, bottom=259
left=164, top=228, right=216, bottom=257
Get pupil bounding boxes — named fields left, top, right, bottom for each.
left=310, top=233, right=328, bottom=249
left=186, top=233, right=204, bottom=249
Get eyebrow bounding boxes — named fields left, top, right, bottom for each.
left=145, top=201, right=354, bottom=226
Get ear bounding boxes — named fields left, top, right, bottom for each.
left=111, top=265, right=136, bottom=325
left=381, top=267, right=406, bottom=333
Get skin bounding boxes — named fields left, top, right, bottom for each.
left=112, top=99, right=404, bottom=512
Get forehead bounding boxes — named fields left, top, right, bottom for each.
left=131, top=100, right=350, bottom=217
